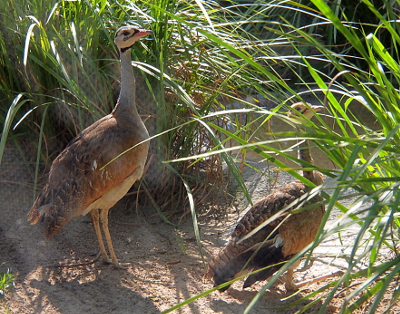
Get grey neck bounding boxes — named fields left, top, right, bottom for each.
left=114, top=48, right=139, bottom=118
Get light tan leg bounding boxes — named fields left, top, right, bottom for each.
left=99, top=208, right=119, bottom=265
left=284, top=268, right=297, bottom=291
left=284, top=259, right=301, bottom=291
left=91, top=209, right=109, bottom=261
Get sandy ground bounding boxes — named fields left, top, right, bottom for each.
left=1, top=143, right=399, bottom=314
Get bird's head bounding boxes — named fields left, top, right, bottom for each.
left=288, top=102, right=324, bottom=123
left=114, top=25, right=152, bottom=52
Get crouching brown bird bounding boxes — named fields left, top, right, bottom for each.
left=205, top=103, right=325, bottom=291
left=28, top=25, right=152, bottom=266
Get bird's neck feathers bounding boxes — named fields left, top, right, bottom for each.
left=298, top=139, right=315, bottom=183
left=298, top=139, right=312, bottom=163
left=113, top=48, right=139, bottom=118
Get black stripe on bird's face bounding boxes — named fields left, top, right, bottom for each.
left=121, top=29, right=139, bottom=42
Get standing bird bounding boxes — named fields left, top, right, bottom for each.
left=205, top=103, right=325, bottom=291
left=28, top=25, right=152, bottom=266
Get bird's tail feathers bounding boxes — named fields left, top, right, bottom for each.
left=206, top=239, right=276, bottom=291
left=206, top=241, right=250, bottom=291
left=28, top=191, right=71, bottom=239
left=242, top=241, right=288, bottom=288
left=27, top=203, right=51, bottom=225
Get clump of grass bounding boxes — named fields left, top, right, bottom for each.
left=0, top=266, right=15, bottom=296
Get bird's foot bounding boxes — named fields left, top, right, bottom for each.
left=100, top=258, right=131, bottom=268
left=283, top=271, right=299, bottom=292
left=284, top=281, right=299, bottom=292
left=95, top=250, right=131, bottom=268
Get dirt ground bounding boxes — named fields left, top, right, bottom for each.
left=1, top=144, right=399, bottom=314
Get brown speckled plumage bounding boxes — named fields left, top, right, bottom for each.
left=28, top=26, right=152, bottom=265
left=206, top=103, right=325, bottom=291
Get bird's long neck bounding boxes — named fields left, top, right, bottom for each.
left=298, top=139, right=315, bottom=183
left=113, top=48, right=140, bottom=119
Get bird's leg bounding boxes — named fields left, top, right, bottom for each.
left=284, top=268, right=297, bottom=291
left=284, top=259, right=301, bottom=291
left=91, top=209, right=110, bottom=262
left=99, top=208, right=119, bottom=266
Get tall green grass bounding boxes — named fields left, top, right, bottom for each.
left=0, top=0, right=399, bottom=313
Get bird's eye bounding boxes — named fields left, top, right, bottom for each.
left=293, top=106, right=302, bottom=111
left=122, top=31, right=130, bottom=36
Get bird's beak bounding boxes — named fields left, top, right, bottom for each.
left=310, top=105, right=324, bottom=113
left=136, top=29, right=153, bottom=39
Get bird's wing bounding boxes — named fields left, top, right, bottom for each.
left=232, top=180, right=308, bottom=244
